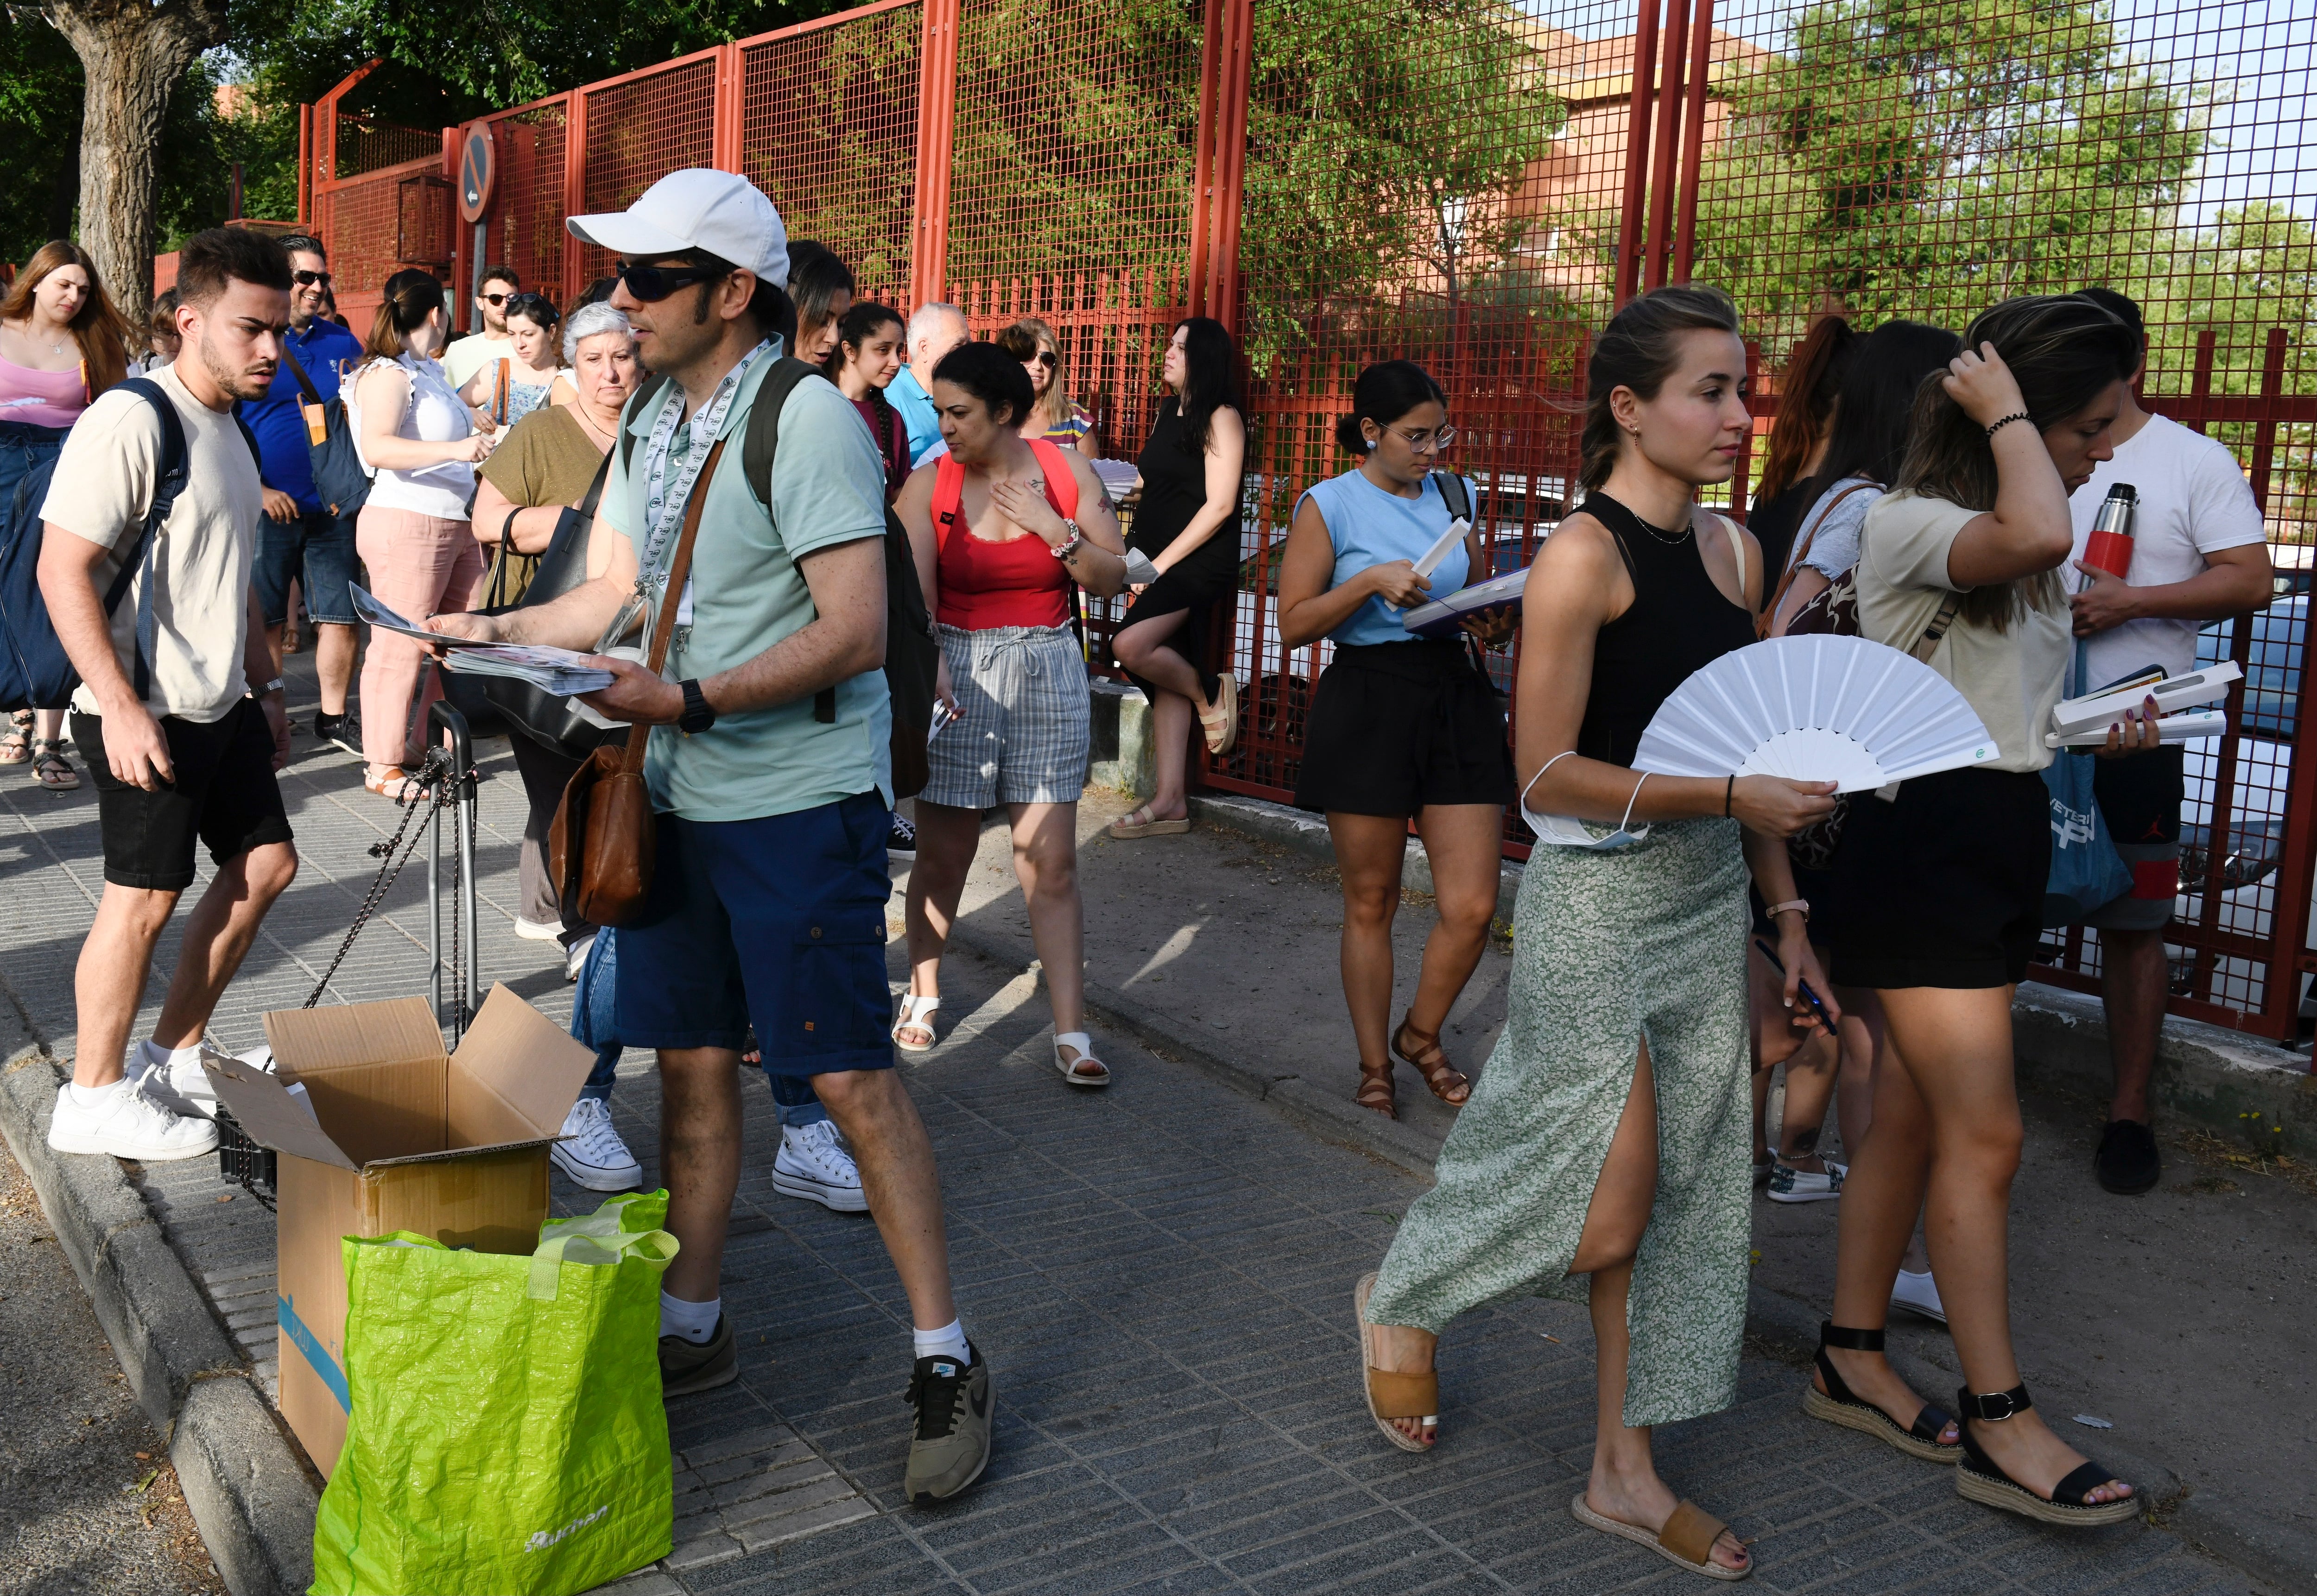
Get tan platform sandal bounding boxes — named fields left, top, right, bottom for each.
left=1353, top=1272, right=1435, bottom=1452
left=1108, top=805, right=1190, bottom=839
left=1391, top=1014, right=1471, bottom=1106
left=1199, top=673, right=1239, bottom=756
left=1571, top=1493, right=1751, bottom=1581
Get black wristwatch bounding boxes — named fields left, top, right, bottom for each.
left=677, top=678, right=716, bottom=736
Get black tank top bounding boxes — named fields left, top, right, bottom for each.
left=1576, top=493, right=1758, bottom=767
left=1130, top=398, right=1237, bottom=583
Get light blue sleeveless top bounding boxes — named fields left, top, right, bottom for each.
left=1296, top=469, right=1476, bottom=646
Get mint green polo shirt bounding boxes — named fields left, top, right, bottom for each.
left=605, top=352, right=893, bottom=820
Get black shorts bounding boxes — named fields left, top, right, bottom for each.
left=1293, top=640, right=1515, bottom=817
left=1826, top=766, right=2049, bottom=990
left=72, top=700, right=293, bottom=891
left=2084, top=746, right=2184, bottom=932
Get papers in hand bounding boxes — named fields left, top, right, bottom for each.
left=928, top=700, right=958, bottom=744
left=2045, top=661, right=2239, bottom=746
left=1402, top=567, right=1528, bottom=638
left=349, top=582, right=614, bottom=697
left=1411, top=518, right=1471, bottom=580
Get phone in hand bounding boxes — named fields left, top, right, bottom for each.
left=1753, top=937, right=1836, bottom=1035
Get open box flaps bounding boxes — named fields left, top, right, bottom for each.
left=202, top=984, right=596, bottom=1168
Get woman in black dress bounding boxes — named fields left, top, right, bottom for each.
left=1108, top=316, right=1248, bottom=837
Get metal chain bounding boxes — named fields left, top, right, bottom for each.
left=446, top=780, right=469, bottom=1037
left=299, top=747, right=454, bottom=1009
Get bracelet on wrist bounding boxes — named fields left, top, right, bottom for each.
left=1766, top=898, right=1810, bottom=923
left=1984, top=411, right=2032, bottom=438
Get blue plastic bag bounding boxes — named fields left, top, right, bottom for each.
left=2042, top=643, right=2133, bottom=926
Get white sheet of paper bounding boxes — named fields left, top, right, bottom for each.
left=1412, top=518, right=1470, bottom=580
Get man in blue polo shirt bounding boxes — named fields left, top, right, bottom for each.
left=239, top=233, right=364, bottom=753
left=889, top=301, right=967, bottom=466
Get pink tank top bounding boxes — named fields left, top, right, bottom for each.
left=0, top=354, right=88, bottom=429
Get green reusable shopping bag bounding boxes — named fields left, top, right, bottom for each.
left=310, top=1191, right=680, bottom=1596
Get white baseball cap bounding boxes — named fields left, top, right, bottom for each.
left=566, top=169, right=791, bottom=289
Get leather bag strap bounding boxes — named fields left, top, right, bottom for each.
left=1760, top=479, right=1876, bottom=639
left=621, top=436, right=727, bottom=775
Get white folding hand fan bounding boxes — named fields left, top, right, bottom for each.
left=1632, top=634, right=1998, bottom=792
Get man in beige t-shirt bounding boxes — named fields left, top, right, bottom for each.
left=35, top=227, right=301, bottom=1164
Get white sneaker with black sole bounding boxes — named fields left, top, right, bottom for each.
left=773, top=1119, right=868, bottom=1212
left=887, top=811, right=917, bottom=863
left=1766, top=1159, right=1847, bottom=1203
left=47, top=1077, right=218, bottom=1161
left=1890, top=1267, right=1947, bottom=1325
left=551, top=1098, right=642, bottom=1191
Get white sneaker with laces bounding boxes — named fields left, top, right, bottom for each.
left=128, top=1041, right=220, bottom=1121
left=47, top=1078, right=219, bottom=1161
left=550, top=1098, right=642, bottom=1191
left=887, top=811, right=918, bottom=863
left=773, top=1119, right=868, bottom=1212
left=1766, top=1158, right=1847, bottom=1204
left=515, top=916, right=565, bottom=942
left=1890, top=1267, right=1948, bottom=1325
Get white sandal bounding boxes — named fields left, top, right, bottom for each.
left=1054, top=1031, right=1110, bottom=1089
left=892, top=994, right=940, bottom=1054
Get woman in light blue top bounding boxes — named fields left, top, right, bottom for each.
left=1275, top=360, right=1517, bottom=1120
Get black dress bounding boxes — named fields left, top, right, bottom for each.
left=1742, top=479, right=1815, bottom=591
left=1119, top=398, right=1239, bottom=700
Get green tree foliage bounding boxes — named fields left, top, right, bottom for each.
left=0, top=5, right=84, bottom=266
left=2132, top=202, right=2317, bottom=393
left=1693, top=0, right=2204, bottom=347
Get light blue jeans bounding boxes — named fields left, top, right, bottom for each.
left=571, top=928, right=829, bottom=1126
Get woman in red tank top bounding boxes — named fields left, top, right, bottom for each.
left=894, top=343, right=1129, bottom=1087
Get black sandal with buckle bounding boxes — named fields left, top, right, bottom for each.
left=1953, top=1382, right=2137, bottom=1526
left=1800, top=1323, right=1960, bottom=1463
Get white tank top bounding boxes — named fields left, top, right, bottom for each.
left=349, top=352, right=475, bottom=519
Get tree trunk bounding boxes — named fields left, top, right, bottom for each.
left=43, top=0, right=228, bottom=326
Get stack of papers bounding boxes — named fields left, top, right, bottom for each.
left=350, top=584, right=614, bottom=697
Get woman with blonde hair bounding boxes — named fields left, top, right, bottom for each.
left=347, top=268, right=492, bottom=801
left=0, top=240, right=134, bottom=791
left=994, top=317, right=1100, bottom=457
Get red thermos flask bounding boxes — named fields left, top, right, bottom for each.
left=2083, top=483, right=2137, bottom=582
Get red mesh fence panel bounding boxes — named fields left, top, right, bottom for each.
left=334, top=116, right=440, bottom=180
left=740, top=4, right=924, bottom=309
left=486, top=102, right=571, bottom=310
left=573, top=56, right=722, bottom=286
left=1213, top=0, right=1640, bottom=819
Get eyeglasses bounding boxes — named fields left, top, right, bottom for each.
left=292, top=270, right=332, bottom=288
left=1389, top=424, right=1456, bottom=453
left=613, top=259, right=728, bottom=303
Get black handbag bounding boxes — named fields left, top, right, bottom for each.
left=437, top=451, right=621, bottom=759
left=278, top=347, right=371, bottom=519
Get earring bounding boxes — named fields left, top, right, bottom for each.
left=1366, top=439, right=1377, bottom=451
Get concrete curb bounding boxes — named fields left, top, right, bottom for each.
left=938, top=915, right=2315, bottom=1593
left=0, top=1040, right=317, bottom=1596
left=1188, top=791, right=1526, bottom=928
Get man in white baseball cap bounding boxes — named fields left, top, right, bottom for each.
left=427, top=169, right=995, bottom=1505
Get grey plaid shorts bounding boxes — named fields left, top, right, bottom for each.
left=922, top=622, right=1091, bottom=808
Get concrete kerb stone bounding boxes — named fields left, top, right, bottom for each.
left=0, top=1040, right=319, bottom=1596
left=1188, top=791, right=1525, bottom=931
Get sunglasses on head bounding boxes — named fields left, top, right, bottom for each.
left=292, top=270, right=332, bottom=288
left=506, top=292, right=560, bottom=323
left=614, top=259, right=730, bottom=303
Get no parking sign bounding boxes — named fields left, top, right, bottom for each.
left=457, top=124, right=494, bottom=224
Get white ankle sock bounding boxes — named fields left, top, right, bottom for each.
left=139, top=1039, right=201, bottom=1073
left=912, top=1318, right=970, bottom=1363
left=68, top=1078, right=130, bottom=1109
left=659, top=1291, right=720, bottom=1344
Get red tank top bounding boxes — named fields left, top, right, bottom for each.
left=931, top=437, right=1082, bottom=630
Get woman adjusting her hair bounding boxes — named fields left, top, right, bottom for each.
left=1354, top=286, right=1838, bottom=1583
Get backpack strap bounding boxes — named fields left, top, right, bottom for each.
left=930, top=454, right=967, bottom=554
left=1027, top=437, right=1079, bottom=518
left=111, top=378, right=193, bottom=702
left=619, top=374, right=672, bottom=474
left=1760, top=479, right=1878, bottom=639
left=1430, top=469, right=1473, bottom=524
left=493, top=357, right=511, bottom=426
left=278, top=343, right=324, bottom=407
left=1912, top=593, right=1962, bottom=663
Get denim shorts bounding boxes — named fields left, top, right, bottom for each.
left=252, top=507, right=360, bottom=626
left=614, top=793, right=897, bottom=1077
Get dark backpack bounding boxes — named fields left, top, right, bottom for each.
left=0, top=378, right=256, bottom=712
left=276, top=345, right=373, bottom=519
left=622, top=358, right=940, bottom=799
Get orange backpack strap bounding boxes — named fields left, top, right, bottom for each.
left=930, top=454, right=967, bottom=553
left=1029, top=437, right=1079, bottom=518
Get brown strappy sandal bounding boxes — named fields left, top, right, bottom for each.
left=1355, top=1057, right=1396, bottom=1118
left=1391, top=1015, right=1471, bottom=1106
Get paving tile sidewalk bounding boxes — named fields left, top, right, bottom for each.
left=0, top=669, right=2277, bottom=1595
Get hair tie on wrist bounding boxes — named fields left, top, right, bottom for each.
left=1724, top=774, right=1735, bottom=818
left=1985, top=411, right=2032, bottom=438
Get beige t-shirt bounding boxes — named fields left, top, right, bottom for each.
left=1856, top=491, right=2070, bottom=773
left=42, top=364, right=261, bottom=724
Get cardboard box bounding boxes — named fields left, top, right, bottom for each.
left=203, top=984, right=596, bottom=1476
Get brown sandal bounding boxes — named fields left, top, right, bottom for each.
left=1392, top=1015, right=1471, bottom=1106
left=1355, top=1057, right=1396, bottom=1118
left=1354, top=1272, right=1436, bottom=1452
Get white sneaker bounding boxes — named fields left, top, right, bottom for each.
left=47, top=1078, right=219, bottom=1161
left=1766, top=1159, right=1847, bottom=1203
left=1891, top=1268, right=1948, bottom=1325
left=773, top=1119, right=868, bottom=1213
left=515, top=916, right=565, bottom=942
left=550, top=1098, right=642, bottom=1191
left=127, top=1041, right=218, bottom=1121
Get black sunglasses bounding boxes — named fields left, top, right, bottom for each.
left=506, top=292, right=560, bottom=323
left=614, top=259, right=730, bottom=303
left=292, top=270, right=332, bottom=288
left=1032, top=351, right=1057, bottom=369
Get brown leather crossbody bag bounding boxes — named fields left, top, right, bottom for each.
left=547, top=438, right=727, bottom=927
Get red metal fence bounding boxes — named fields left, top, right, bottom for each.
left=304, top=0, right=2317, bottom=1042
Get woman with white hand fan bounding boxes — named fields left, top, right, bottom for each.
left=1353, top=286, right=1835, bottom=1583
left=1817, top=294, right=2152, bottom=1527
